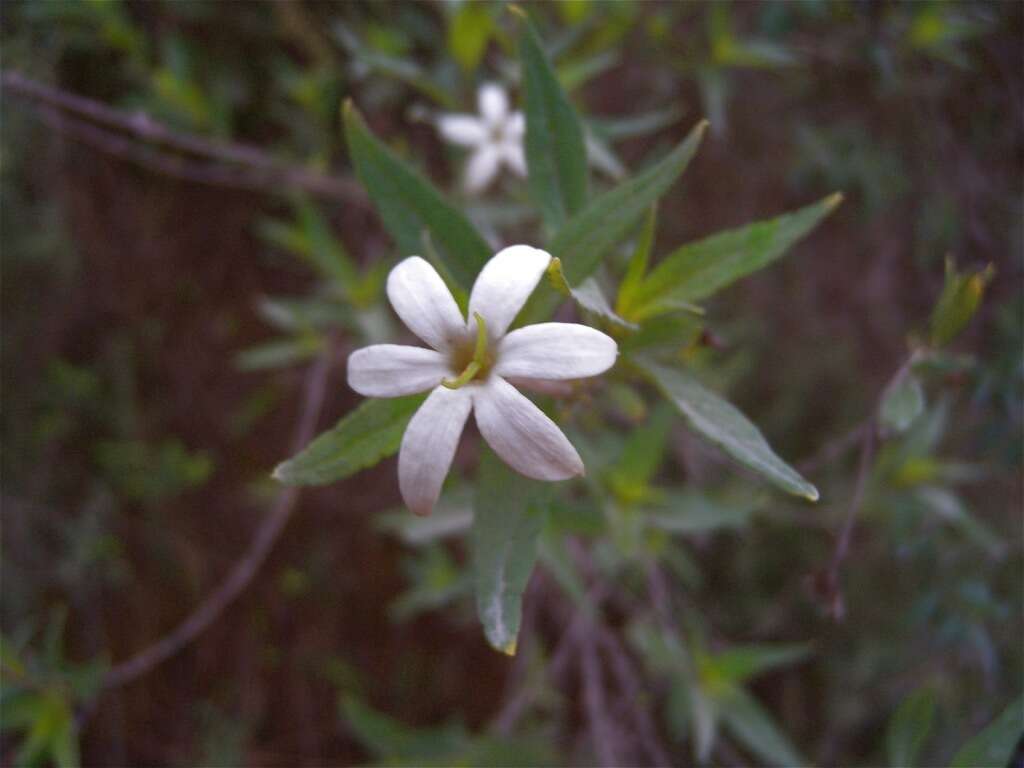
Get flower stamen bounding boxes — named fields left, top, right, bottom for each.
left=441, top=311, right=490, bottom=389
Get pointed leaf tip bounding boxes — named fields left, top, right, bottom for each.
left=502, top=639, right=518, bottom=656
left=825, top=191, right=844, bottom=209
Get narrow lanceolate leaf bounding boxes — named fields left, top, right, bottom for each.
left=949, top=696, right=1023, bottom=768
left=886, top=688, right=936, bottom=768
left=273, top=394, right=426, bottom=485
left=616, top=204, right=658, bottom=318
left=629, top=193, right=842, bottom=321
left=553, top=120, right=708, bottom=287
left=472, top=448, right=547, bottom=655
left=718, top=686, right=807, bottom=768
left=709, top=644, right=812, bottom=685
left=546, top=257, right=635, bottom=329
left=520, top=16, right=588, bottom=231
left=635, top=356, right=818, bottom=501
left=343, top=102, right=490, bottom=291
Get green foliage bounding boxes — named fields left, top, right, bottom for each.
left=519, top=13, right=589, bottom=232
left=343, top=102, right=491, bottom=291
left=717, top=686, right=806, bottom=768
left=616, top=205, right=658, bottom=319
left=929, top=258, right=995, bottom=348
left=949, top=696, right=1023, bottom=768
left=471, top=449, right=548, bottom=655
left=880, top=371, right=926, bottom=434
left=545, top=257, right=634, bottom=330
left=624, top=194, right=842, bottom=321
left=634, top=356, right=818, bottom=501
left=550, top=119, right=708, bottom=287
left=340, top=693, right=557, bottom=766
left=274, top=394, right=426, bottom=486
left=447, top=2, right=495, bottom=74
left=607, top=403, right=674, bottom=504
left=886, top=687, right=936, bottom=768
left=1, top=610, right=107, bottom=768
left=94, top=438, right=213, bottom=503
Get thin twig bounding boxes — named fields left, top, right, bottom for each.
left=596, top=626, right=673, bottom=768
left=797, top=422, right=871, bottom=475
left=491, top=582, right=607, bottom=736
left=1, top=71, right=367, bottom=205
left=581, top=627, right=620, bottom=768
left=103, top=351, right=333, bottom=689
left=818, top=421, right=876, bottom=621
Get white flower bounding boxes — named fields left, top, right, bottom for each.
left=437, top=83, right=526, bottom=193
left=347, top=245, right=618, bottom=516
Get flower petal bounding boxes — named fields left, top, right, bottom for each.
left=473, top=376, right=584, bottom=481
left=495, top=323, right=618, bottom=380
left=464, top=145, right=501, bottom=193
left=347, top=345, right=451, bottom=397
left=503, top=376, right=574, bottom=398
left=386, top=256, right=467, bottom=352
left=468, top=245, right=552, bottom=339
left=501, top=140, right=527, bottom=177
left=438, top=114, right=486, bottom=146
left=506, top=111, right=525, bottom=138
left=399, top=385, right=473, bottom=516
left=478, top=82, right=508, bottom=127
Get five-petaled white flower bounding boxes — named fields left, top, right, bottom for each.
left=437, top=82, right=526, bottom=193
left=347, top=246, right=618, bottom=517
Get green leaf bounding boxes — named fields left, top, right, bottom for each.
left=880, top=372, right=926, bottom=434
left=546, top=257, right=635, bottom=329
left=616, top=204, right=657, bottom=318
left=619, top=313, right=704, bottom=359
left=929, top=258, right=995, bottom=347
left=914, top=486, right=1003, bottom=555
left=295, top=199, right=360, bottom=289
left=646, top=490, right=756, bottom=534
left=719, top=686, right=807, bottom=768
left=949, top=696, right=1022, bottom=768
left=472, top=448, right=548, bottom=655
left=340, top=694, right=466, bottom=761
left=707, top=644, right=811, bottom=686
left=629, top=193, right=842, bottom=321
left=273, top=394, right=426, bottom=486
left=887, top=688, right=936, bottom=768
left=235, top=336, right=324, bottom=372
left=634, top=357, right=818, bottom=501
left=608, top=402, right=674, bottom=502
left=448, top=2, right=494, bottom=73
left=520, top=15, right=588, bottom=231
left=588, top=107, right=684, bottom=140
left=343, top=102, right=491, bottom=291
left=552, top=120, right=707, bottom=288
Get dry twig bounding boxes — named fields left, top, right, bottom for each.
left=1, top=71, right=367, bottom=205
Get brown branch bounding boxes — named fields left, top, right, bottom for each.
left=816, top=421, right=876, bottom=621
left=1, top=70, right=367, bottom=205
left=102, top=351, right=333, bottom=689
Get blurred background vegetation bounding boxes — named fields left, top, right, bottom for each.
left=1, top=1, right=1021, bottom=766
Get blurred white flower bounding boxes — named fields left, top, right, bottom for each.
left=347, top=245, right=617, bottom=516
left=437, top=83, right=526, bottom=193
